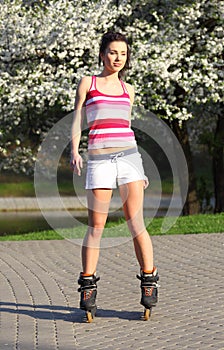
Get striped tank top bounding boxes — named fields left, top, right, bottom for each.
left=85, top=75, right=137, bottom=150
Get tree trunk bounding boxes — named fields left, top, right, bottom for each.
left=169, top=120, right=200, bottom=215
left=213, top=113, right=224, bottom=213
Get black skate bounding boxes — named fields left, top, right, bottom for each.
left=78, top=273, right=100, bottom=322
left=136, top=268, right=159, bottom=320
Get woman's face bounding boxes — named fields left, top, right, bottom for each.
left=100, top=41, right=127, bottom=74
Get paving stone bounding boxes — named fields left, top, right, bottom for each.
left=1, top=233, right=224, bottom=349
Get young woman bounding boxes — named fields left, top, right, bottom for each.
left=71, top=32, right=159, bottom=322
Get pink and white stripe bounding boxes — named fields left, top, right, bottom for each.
left=85, top=76, right=137, bottom=150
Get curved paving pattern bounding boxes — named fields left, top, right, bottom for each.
left=0, top=233, right=224, bottom=349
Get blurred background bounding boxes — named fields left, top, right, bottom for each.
left=0, top=0, right=223, bottom=234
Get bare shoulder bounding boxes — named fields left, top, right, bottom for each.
left=124, top=82, right=135, bottom=104
left=77, top=76, right=92, bottom=92
left=125, top=82, right=134, bottom=94
left=75, top=76, right=92, bottom=108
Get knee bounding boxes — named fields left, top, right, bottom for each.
left=83, top=225, right=104, bottom=248
left=87, top=224, right=105, bottom=238
left=127, top=218, right=145, bottom=238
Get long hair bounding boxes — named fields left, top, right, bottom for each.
left=98, top=32, right=131, bottom=78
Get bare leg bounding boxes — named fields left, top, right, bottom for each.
left=82, top=189, right=112, bottom=274
left=119, top=181, right=154, bottom=272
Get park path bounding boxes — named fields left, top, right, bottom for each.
left=0, top=233, right=224, bottom=350
left=0, top=195, right=180, bottom=212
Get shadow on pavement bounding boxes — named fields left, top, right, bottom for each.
left=0, top=302, right=142, bottom=323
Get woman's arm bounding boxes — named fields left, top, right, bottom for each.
left=71, top=76, right=91, bottom=176
left=125, top=82, right=135, bottom=126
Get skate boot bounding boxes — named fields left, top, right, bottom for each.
left=78, top=273, right=100, bottom=322
left=136, top=267, right=159, bottom=320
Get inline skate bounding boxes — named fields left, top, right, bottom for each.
left=136, top=267, right=159, bottom=320
left=78, top=273, right=100, bottom=322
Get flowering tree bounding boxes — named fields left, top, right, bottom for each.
left=1, top=0, right=223, bottom=212
left=123, top=0, right=223, bottom=213
left=0, top=0, right=130, bottom=173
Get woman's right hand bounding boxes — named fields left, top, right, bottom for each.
left=70, top=153, right=83, bottom=176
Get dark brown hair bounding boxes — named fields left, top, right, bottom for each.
left=98, top=32, right=131, bottom=78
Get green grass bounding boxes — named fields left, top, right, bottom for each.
left=0, top=213, right=223, bottom=241
left=0, top=178, right=79, bottom=197
left=0, top=230, right=63, bottom=241
left=146, top=213, right=224, bottom=235
left=0, top=182, right=35, bottom=197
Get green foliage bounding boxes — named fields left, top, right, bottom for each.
left=197, top=176, right=213, bottom=212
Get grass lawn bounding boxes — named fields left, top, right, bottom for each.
left=0, top=213, right=223, bottom=241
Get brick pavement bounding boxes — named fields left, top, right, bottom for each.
left=0, top=233, right=224, bottom=350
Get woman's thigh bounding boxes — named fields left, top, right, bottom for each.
left=87, top=189, right=113, bottom=227
left=119, top=180, right=145, bottom=236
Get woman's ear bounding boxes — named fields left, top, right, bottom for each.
left=100, top=52, right=104, bottom=65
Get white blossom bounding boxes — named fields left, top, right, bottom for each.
left=0, top=0, right=223, bottom=174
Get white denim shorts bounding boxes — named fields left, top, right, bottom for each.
left=85, top=147, right=147, bottom=189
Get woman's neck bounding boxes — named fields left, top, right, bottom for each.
left=98, top=70, right=119, bottom=80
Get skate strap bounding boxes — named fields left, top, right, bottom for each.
left=78, top=285, right=97, bottom=292
left=137, top=274, right=156, bottom=281
left=141, top=282, right=159, bottom=288
left=137, top=275, right=159, bottom=288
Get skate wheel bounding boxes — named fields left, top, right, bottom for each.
left=142, top=308, right=151, bottom=321
left=86, top=311, right=94, bottom=323
left=85, top=307, right=96, bottom=323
